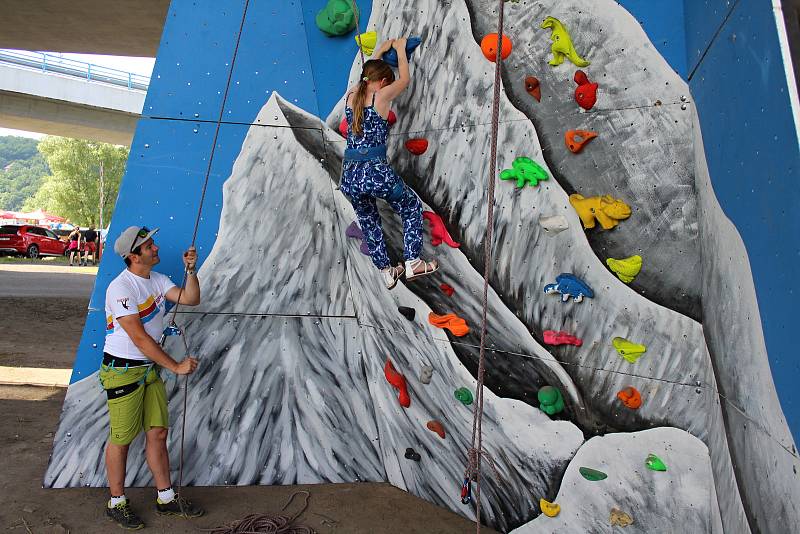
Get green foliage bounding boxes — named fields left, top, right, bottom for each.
left=0, top=136, right=49, bottom=211
left=22, top=137, right=128, bottom=227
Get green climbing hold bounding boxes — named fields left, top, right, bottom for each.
left=645, top=454, right=667, bottom=472
left=579, top=467, right=607, bottom=481
left=500, top=157, right=549, bottom=188
left=454, top=387, right=474, bottom=405
left=612, top=337, right=647, bottom=364
left=315, top=0, right=358, bottom=37
left=540, top=16, right=590, bottom=68
left=537, top=385, right=565, bottom=415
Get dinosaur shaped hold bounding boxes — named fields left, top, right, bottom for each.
left=316, top=0, right=358, bottom=36
left=574, top=70, right=598, bottom=110
left=569, top=194, right=631, bottom=230
left=540, top=16, right=590, bottom=68
left=544, top=273, right=594, bottom=303
left=565, top=129, right=598, bottom=153
left=500, top=157, right=549, bottom=187
left=355, top=31, right=377, bottom=56
left=422, top=211, right=461, bottom=248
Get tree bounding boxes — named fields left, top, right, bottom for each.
left=23, top=137, right=128, bottom=227
left=0, top=153, right=49, bottom=210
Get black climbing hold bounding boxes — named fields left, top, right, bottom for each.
left=404, top=447, right=421, bottom=461
left=398, top=306, right=416, bottom=321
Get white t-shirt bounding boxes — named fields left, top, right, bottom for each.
left=104, top=269, right=176, bottom=361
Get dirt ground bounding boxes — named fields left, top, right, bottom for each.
left=0, top=264, right=492, bottom=534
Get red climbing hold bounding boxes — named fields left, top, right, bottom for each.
left=617, top=386, right=642, bottom=409
left=543, top=330, right=583, bottom=347
left=388, top=110, right=397, bottom=126
left=525, top=76, right=541, bottom=102
left=426, top=420, right=446, bottom=439
left=574, top=70, right=598, bottom=111
left=481, top=33, right=512, bottom=62
left=384, top=359, right=411, bottom=408
left=405, top=138, right=429, bottom=155
left=423, top=211, right=461, bottom=248
left=565, top=129, right=598, bottom=154
left=440, top=283, right=455, bottom=297
left=338, top=116, right=348, bottom=137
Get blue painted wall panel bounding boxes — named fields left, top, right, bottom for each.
left=689, top=0, right=800, bottom=436
left=143, top=0, right=247, bottom=120
left=683, top=0, right=737, bottom=75
left=617, top=0, right=689, bottom=77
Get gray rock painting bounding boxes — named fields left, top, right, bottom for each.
left=45, top=0, right=799, bottom=532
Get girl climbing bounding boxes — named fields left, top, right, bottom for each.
left=340, top=37, right=438, bottom=289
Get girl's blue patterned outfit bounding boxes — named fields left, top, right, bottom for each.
left=340, top=94, right=423, bottom=270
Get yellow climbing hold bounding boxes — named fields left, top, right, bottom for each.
left=540, top=498, right=561, bottom=517
left=540, top=16, right=590, bottom=68
left=606, top=255, right=643, bottom=283
left=355, top=31, right=377, bottom=56
left=569, top=194, right=632, bottom=230
left=613, top=337, right=647, bottom=363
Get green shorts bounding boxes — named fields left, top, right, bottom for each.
left=99, top=362, right=168, bottom=446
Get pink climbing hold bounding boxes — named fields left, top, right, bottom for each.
left=384, top=359, right=411, bottom=408
left=574, top=70, right=598, bottom=111
left=423, top=211, right=461, bottom=248
left=543, top=330, right=583, bottom=347
left=440, top=283, right=455, bottom=297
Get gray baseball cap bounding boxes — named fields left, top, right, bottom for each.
left=114, top=226, right=159, bottom=258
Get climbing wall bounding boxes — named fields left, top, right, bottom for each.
left=46, top=1, right=800, bottom=532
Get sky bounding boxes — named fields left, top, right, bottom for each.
left=0, top=52, right=156, bottom=140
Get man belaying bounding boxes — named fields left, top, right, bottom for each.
left=100, top=225, right=204, bottom=530
left=340, top=37, right=439, bottom=289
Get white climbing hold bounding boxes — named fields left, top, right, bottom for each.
left=539, top=215, right=569, bottom=235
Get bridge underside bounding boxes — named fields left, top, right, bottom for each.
left=0, top=91, right=137, bottom=145
left=0, top=0, right=169, bottom=56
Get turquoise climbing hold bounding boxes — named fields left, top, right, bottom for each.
left=500, top=157, right=549, bottom=188
left=645, top=453, right=667, bottom=472
left=454, top=387, right=474, bottom=405
left=538, top=385, right=565, bottom=415
left=579, top=467, right=607, bottom=481
left=316, top=0, right=358, bottom=37
left=383, top=37, right=422, bottom=67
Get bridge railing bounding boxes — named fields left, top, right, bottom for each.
left=0, top=49, right=150, bottom=91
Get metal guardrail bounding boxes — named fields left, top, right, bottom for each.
left=0, top=49, right=150, bottom=91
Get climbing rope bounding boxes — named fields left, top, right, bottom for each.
left=349, top=0, right=367, bottom=70
left=159, top=0, right=252, bottom=514
left=199, top=491, right=315, bottom=534
left=463, top=1, right=506, bottom=531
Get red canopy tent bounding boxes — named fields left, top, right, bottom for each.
left=0, top=210, right=17, bottom=219
left=15, top=209, right=66, bottom=222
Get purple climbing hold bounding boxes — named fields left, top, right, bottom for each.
left=345, top=221, right=363, bottom=239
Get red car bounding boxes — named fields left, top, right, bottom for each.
left=0, top=224, right=68, bottom=259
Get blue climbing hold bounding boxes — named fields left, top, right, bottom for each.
left=383, top=37, right=422, bottom=67
left=543, top=273, right=594, bottom=303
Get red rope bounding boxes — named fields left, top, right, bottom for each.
left=465, top=1, right=506, bottom=531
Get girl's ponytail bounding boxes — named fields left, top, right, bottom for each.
left=350, top=59, right=395, bottom=137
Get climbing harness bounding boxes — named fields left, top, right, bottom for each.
left=461, top=0, right=507, bottom=531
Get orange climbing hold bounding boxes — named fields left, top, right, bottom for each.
left=525, top=76, right=541, bottom=102
left=428, top=312, right=470, bottom=337
left=565, top=129, right=598, bottom=154
left=384, top=359, right=411, bottom=408
left=480, top=33, right=512, bottom=62
left=405, top=138, right=429, bottom=155
left=617, top=386, right=642, bottom=409
left=426, top=420, right=446, bottom=439
left=422, top=211, right=461, bottom=248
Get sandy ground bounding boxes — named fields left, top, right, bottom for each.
left=0, top=264, right=492, bottom=533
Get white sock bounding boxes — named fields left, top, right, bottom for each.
left=157, top=487, right=175, bottom=504
left=108, top=495, right=127, bottom=508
